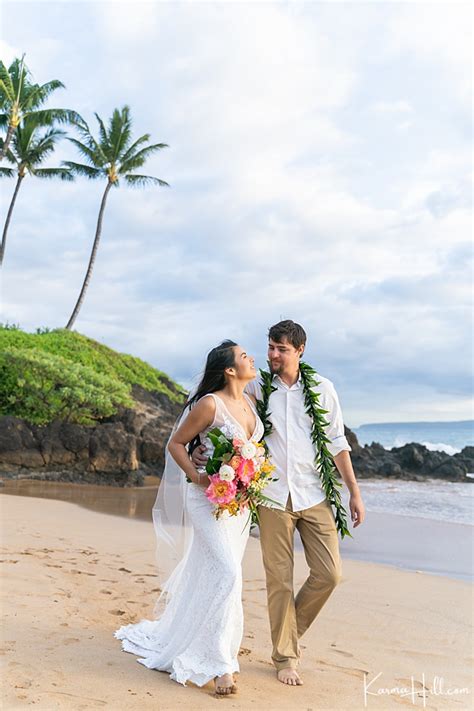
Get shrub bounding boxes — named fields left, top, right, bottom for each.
left=0, top=347, right=135, bottom=425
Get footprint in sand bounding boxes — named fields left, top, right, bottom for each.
left=118, top=567, right=132, bottom=573
left=239, top=648, right=252, bottom=656
left=331, top=648, right=354, bottom=658
left=100, top=589, right=113, bottom=595
left=132, top=573, right=158, bottom=578
left=319, top=659, right=369, bottom=677
left=63, top=638, right=80, bottom=645
left=109, top=609, right=127, bottom=616
left=1, top=640, right=16, bottom=654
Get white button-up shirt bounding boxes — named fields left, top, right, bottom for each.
left=246, top=371, right=352, bottom=512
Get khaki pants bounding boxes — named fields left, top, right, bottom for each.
left=258, top=496, right=342, bottom=671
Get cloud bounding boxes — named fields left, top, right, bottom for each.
left=0, top=1, right=472, bottom=426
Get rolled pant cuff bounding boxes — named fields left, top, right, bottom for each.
left=274, top=659, right=299, bottom=671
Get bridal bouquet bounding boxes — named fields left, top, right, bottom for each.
left=202, top=428, right=278, bottom=525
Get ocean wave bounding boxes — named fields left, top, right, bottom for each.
left=382, top=437, right=461, bottom=455
left=421, top=441, right=461, bottom=455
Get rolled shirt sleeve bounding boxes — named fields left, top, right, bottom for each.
left=317, top=380, right=352, bottom=458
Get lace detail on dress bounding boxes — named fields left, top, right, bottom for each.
left=114, top=391, right=264, bottom=687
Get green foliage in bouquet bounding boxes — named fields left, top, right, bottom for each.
left=204, top=428, right=234, bottom=475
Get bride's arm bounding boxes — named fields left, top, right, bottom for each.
left=168, top=397, right=216, bottom=486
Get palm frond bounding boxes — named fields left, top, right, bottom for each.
left=33, top=167, right=74, bottom=181
left=124, top=174, right=169, bottom=188
left=67, top=136, right=106, bottom=167
left=0, top=63, right=14, bottom=102
left=118, top=133, right=150, bottom=165
left=23, top=79, right=65, bottom=110
left=93, top=112, right=111, bottom=158
left=15, top=122, right=66, bottom=164
left=0, top=112, right=8, bottom=127
left=24, top=107, right=83, bottom=126
left=109, top=106, right=132, bottom=161
left=119, top=142, right=168, bottom=173
left=71, top=119, right=109, bottom=166
left=62, top=160, right=103, bottom=179
left=0, top=167, right=14, bottom=177
left=8, top=56, right=31, bottom=93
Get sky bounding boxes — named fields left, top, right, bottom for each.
left=0, top=0, right=472, bottom=427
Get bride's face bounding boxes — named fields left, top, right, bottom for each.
left=228, top=345, right=256, bottom=382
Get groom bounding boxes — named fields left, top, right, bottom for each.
left=193, top=320, right=365, bottom=686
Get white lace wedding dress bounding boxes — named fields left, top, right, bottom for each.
left=114, top=392, right=264, bottom=686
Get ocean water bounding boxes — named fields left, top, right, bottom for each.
left=352, top=419, right=473, bottom=455
left=350, top=479, right=473, bottom=526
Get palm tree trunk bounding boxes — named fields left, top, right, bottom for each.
left=1, top=174, right=24, bottom=267
left=0, top=124, right=16, bottom=162
left=65, top=180, right=113, bottom=330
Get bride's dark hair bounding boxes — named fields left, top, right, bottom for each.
left=186, top=339, right=238, bottom=410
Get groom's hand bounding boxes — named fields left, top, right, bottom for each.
left=191, top=444, right=208, bottom=468
left=349, top=493, right=365, bottom=528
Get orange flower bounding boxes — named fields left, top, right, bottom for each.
left=229, top=455, right=242, bottom=470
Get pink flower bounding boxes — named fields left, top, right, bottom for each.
left=233, top=437, right=244, bottom=449
left=205, top=474, right=237, bottom=505
left=236, top=458, right=256, bottom=485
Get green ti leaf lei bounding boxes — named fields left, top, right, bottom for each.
left=256, top=361, right=353, bottom=540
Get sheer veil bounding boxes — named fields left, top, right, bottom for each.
left=151, top=403, right=197, bottom=619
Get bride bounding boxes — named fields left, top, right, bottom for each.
left=114, top=340, right=264, bottom=695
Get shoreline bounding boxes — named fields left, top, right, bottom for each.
left=1, top=493, right=472, bottom=710
left=1, top=478, right=472, bottom=582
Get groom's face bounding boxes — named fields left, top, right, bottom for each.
left=268, top=337, right=304, bottom=376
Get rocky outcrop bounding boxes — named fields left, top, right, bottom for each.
left=346, top=427, right=473, bottom=482
left=0, top=407, right=471, bottom=485
left=0, top=385, right=182, bottom=486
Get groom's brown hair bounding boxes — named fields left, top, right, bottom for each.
left=268, top=320, right=306, bottom=350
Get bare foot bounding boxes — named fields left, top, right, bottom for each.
left=215, top=673, right=237, bottom=695
left=277, top=668, right=303, bottom=686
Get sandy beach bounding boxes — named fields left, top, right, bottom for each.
left=1, top=493, right=472, bottom=710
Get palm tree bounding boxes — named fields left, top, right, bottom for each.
left=63, top=105, right=169, bottom=330
left=0, top=116, right=73, bottom=266
left=0, top=55, right=81, bottom=160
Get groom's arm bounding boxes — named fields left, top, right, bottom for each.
left=320, top=380, right=365, bottom=526
left=333, top=450, right=360, bottom=496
